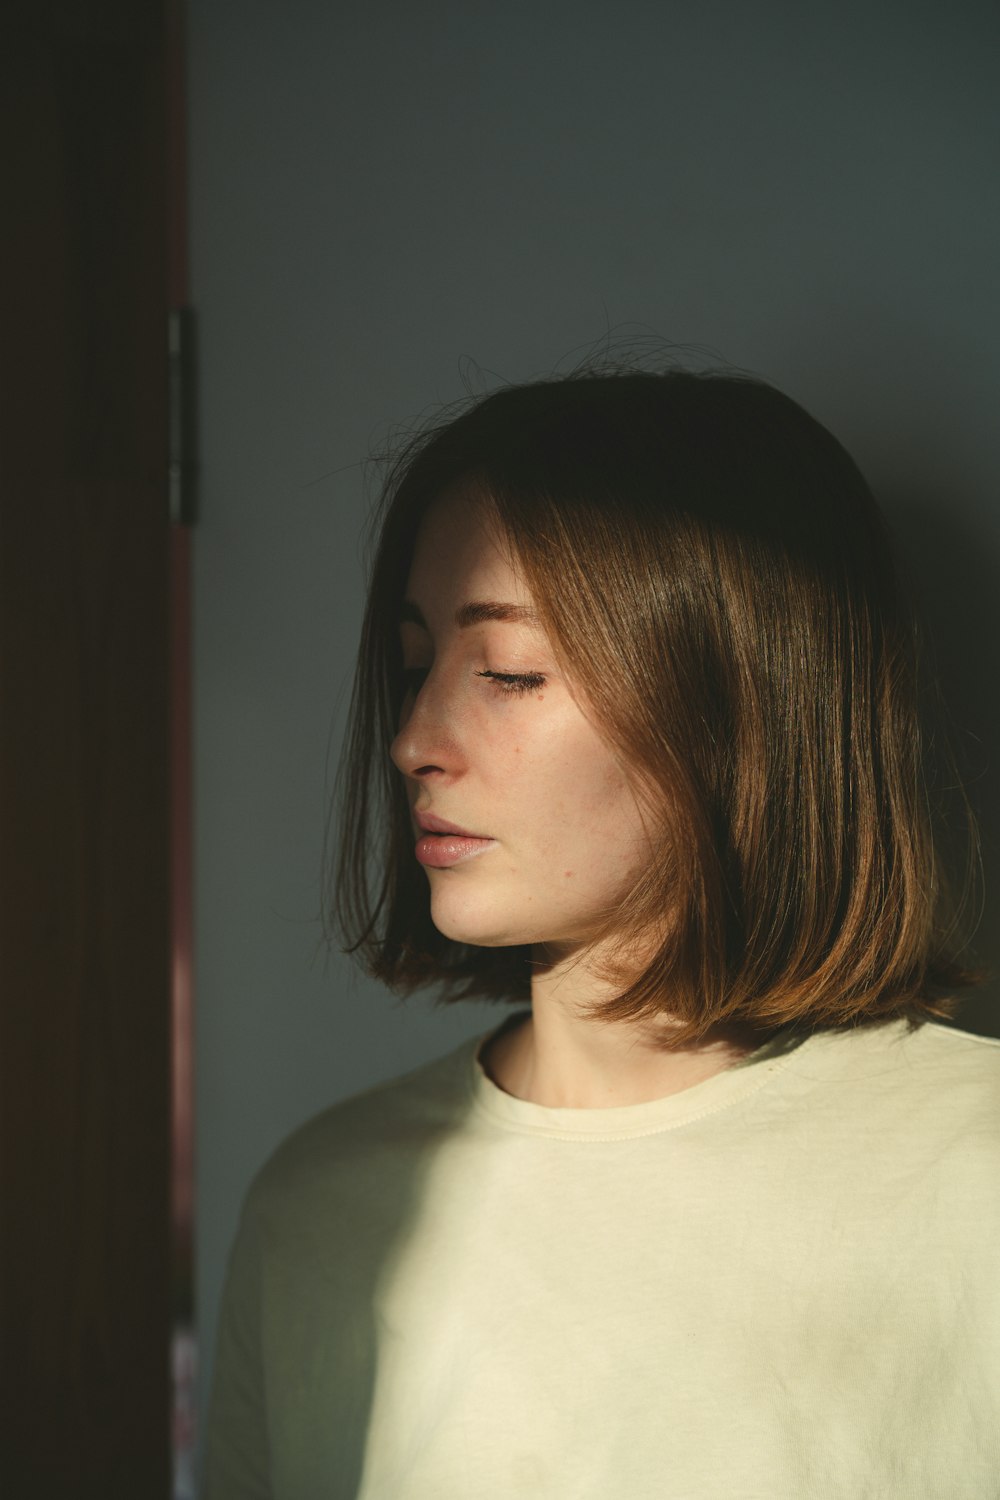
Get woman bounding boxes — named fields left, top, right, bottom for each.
left=203, top=369, right=999, bottom=1499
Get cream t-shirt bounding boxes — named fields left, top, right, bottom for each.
left=202, top=1016, right=1000, bottom=1498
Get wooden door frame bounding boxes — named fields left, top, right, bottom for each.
left=1, top=3, right=173, bottom=1492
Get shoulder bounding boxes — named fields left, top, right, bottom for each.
left=241, top=1030, right=486, bottom=1233
left=834, top=1015, right=1000, bottom=1092
left=890, top=1018, right=1000, bottom=1125
left=781, top=1016, right=1000, bottom=1157
left=789, top=1013, right=1000, bottom=1084
left=897, top=1016, right=1000, bottom=1073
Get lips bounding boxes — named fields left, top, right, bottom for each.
left=412, top=810, right=496, bottom=868
left=414, top=811, right=488, bottom=838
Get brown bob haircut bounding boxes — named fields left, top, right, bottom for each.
left=334, top=367, right=979, bottom=1043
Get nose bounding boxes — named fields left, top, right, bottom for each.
left=389, top=669, right=465, bottom=783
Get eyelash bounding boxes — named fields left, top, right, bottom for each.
left=400, top=668, right=545, bottom=698
left=476, top=670, right=546, bottom=697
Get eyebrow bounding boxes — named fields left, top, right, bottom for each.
left=399, top=599, right=541, bottom=629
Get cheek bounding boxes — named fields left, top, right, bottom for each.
left=525, top=736, right=651, bottom=871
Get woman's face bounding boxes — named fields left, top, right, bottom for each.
left=390, top=487, right=655, bottom=954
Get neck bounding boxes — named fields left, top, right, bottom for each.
left=484, top=943, right=764, bottom=1109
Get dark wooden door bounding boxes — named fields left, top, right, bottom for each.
left=1, top=3, right=173, bottom=1493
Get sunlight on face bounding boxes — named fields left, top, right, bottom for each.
left=389, top=487, right=655, bottom=954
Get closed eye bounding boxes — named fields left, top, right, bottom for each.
left=477, top=670, right=546, bottom=697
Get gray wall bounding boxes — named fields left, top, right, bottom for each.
left=189, top=0, right=1000, bottom=1439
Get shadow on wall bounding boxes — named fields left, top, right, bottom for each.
left=886, top=493, right=1000, bottom=1041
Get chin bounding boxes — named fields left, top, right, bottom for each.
left=428, top=889, right=530, bottom=949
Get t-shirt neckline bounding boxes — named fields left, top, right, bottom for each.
left=465, top=1014, right=812, bottom=1141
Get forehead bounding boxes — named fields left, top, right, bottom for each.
left=404, top=486, right=532, bottom=610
